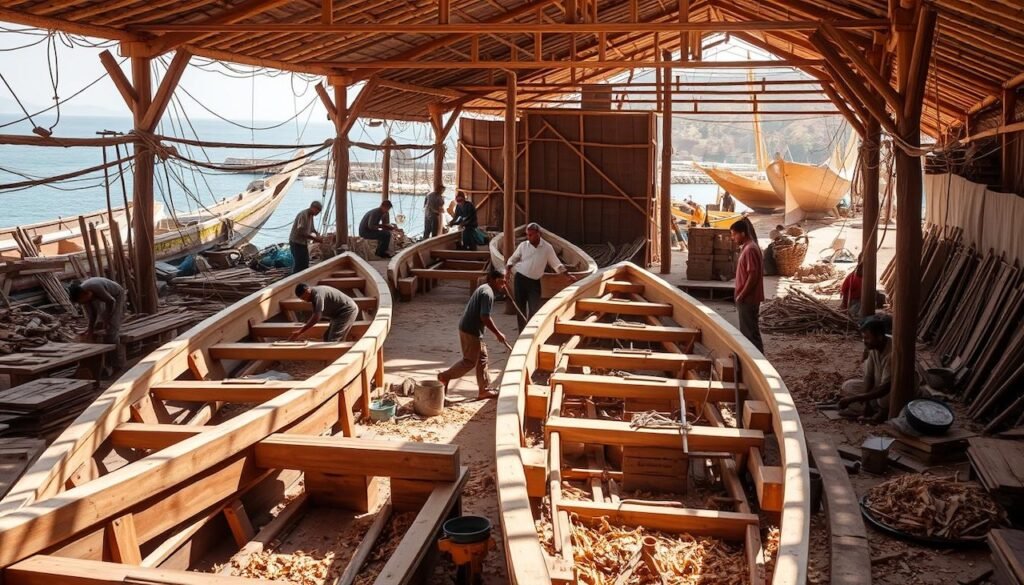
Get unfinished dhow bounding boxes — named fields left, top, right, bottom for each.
left=386, top=230, right=493, bottom=301
left=0, top=254, right=467, bottom=583
left=490, top=225, right=598, bottom=299
left=497, top=262, right=808, bottom=585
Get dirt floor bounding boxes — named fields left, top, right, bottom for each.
left=355, top=211, right=994, bottom=585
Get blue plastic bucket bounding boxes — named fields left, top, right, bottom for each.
left=369, top=398, right=397, bottom=421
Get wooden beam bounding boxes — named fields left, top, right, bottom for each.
left=208, top=341, right=353, bottom=361
left=503, top=71, right=517, bottom=263
left=322, top=0, right=333, bottom=24
left=901, top=4, right=938, bottom=121
left=254, top=434, right=460, bottom=481
left=310, top=58, right=828, bottom=70
left=314, top=82, right=338, bottom=124
left=105, top=513, right=142, bottom=565
left=660, top=48, right=673, bottom=275
left=144, top=0, right=294, bottom=56
left=551, top=347, right=712, bottom=372
left=545, top=416, right=764, bottom=452
left=576, top=297, right=673, bottom=316
left=604, top=280, right=644, bottom=294
left=555, top=319, right=699, bottom=343
left=140, top=49, right=191, bottom=132
left=0, top=8, right=139, bottom=42
left=559, top=500, right=758, bottom=540
left=860, top=112, right=881, bottom=317
left=7, top=555, right=275, bottom=585
left=224, top=500, right=257, bottom=548
left=333, top=82, right=349, bottom=245
left=551, top=372, right=743, bottom=403
left=1002, top=87, right=1018, bottom=192
left=248, top=320, right=371, bottom=340
left=279, top=296, right=376, bottom=311
left=821, top=23, right=902, bottom=114
left=340, top=78, right=380, bottom=136
left=130, top=54, right=158, bottom=314
left=151, top=380, right=299, bottom=402
left=98, top=50, right=138, bottom=113
left=809, top=32, right=897, bottom=135
left=438, top=0, right=449, bottom=24
left=820, top=82, right=866, bottom=138
left=109, top=423, right=205, bottom=450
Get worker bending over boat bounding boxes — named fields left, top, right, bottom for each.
left=70, top=277, right=126, bottom=346
left=289, top=283, right=359, bottom=342
left=505, top=222, right=575, bottom=329
left=837, top=317, right=893, bottom=423
left=730, top=219, right=765, bottom=353
left=438, top=269, right=511, bottom=399
left=289, top=200, right=324, bottom=273
left=448, top=193, right=480, bottom=250
left=359, top=200, right=398, bottom=259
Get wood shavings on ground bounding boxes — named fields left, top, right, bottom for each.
left=785, top=369, right=849, bottom=405
left=864, top=474, right=1004, bottom=540
left=354, top=512, right=417, bottom=585
left=812, top=275, right=845, bottom=296
left=367, top=403, right=476, bottom=442
left=570, top=517, right=747, bottom=585
left=761, top=288, right=859, bottom=335
left=793, top=263, right=840, bottom=283
left=763, top=526, right=780, bottom=579
left=464, top=464, right=497, bottom=498
left=0, top=306, right=77, bottom=353
left=231, top=550, right=337, bottom=585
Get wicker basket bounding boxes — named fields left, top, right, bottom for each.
left=774, top=235, right=809, bottom=277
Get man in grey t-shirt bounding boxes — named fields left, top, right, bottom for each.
left=289, top=201, right=323, bottom=274
left=438, top=270, right=511, bottom=399
left=423, top=188, right=445, bottom=239
left=289, top=283, right=359, bottom=342
left=69, top=277, right=126, bottom=345
left=358, top=200, right=396, bottom=258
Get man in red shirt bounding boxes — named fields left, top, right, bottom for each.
left=730, top=220, right=765, bottom=352
left=841, top=264, right=864, bottom=316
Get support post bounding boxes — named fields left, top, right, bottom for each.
left=130, top=56, right=157, bottom=314
left=660, top=50, right=673, bottom=275
left=1002, top=88, right=1017, bottom=192
left=333, top=83, right=350, bottom=247
left=860, top=115, right=880, bottom=317
left=381, top=137, right=395, bottom=202
left=503, top=72, right=518, bottom=262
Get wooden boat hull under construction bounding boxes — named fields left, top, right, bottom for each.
left=0, top=254, right=468, bottom=584
left=489, top=225, right=598, bottom=298
left=694, top=163, right=784, bottom=213
left=386, top=230, right=493, bottom=301
left=767, top=159, right=851, bottom=224
left=497, top=262, right=809, bottom=585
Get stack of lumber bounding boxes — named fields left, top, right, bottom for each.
left=0, top=306, right=77, bottom=354
left=881, top=226, right=1024, bottom=430
left=760, top=287, right=859, bottom=334
left=581, top=237, right=645, bottom=268
left=989, top=529, right=1024, bottom=585
left=0, top=378, right=97, bottom=438
left=968, top=437, right=1024, bottom=509
left=120, top=307, right=203, bottom=344
left=0, top=437, right=45, bottom=499
left=11, top=228, right=75, bottom=313
left=171, top=267, right=289, bottom=300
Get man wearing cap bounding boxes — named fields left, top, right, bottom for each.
left=290, top=201, right=324, bottom=273
left=505, top=222, right=575, bottom=329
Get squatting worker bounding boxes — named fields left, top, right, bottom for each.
left=505, top=222, right=575, bottom=329
left=438, top=269, right=511, bottom=400
left=730, top=219, right=765, bottom=352
left=448, top=193, right=479, bottom=251
left=423, top=187, right=445, bottom=239
left=70, top=277, right=126, bottom=345
left=289, top=283, right=359, bottom=343
left=837, top=317, right=894, bottom=423
left=358, top=200, right=397, bottom=259
left=289, top=200, right=324, bottom=273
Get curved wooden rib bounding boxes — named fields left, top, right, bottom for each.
left=497, top=262, right=808, bottom=585
left=694, top=163, right=785, bottom=213
left=489, top=225, right=598, bottom=298
left=0, top=252, right=392, bottom=569
left=386, top=231, right=492, bottom=300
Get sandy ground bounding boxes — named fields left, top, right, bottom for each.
left=350, top=210, right=989, bottom=585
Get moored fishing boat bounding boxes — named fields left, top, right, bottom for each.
left=387, top=230, right=493, bottom=301
left=0, top=253, right=466, bottom=583
left=766, top=158, right=851, bottom=224
left=671, top=203, right=746, bottom=228
left=497, top=262, right=809, bottom=584
left=694, top=163, right=785, bottom=213
left=489, top=224, right=598, bottom=298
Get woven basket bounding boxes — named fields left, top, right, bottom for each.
left=774, top=235, right=809, bottom=277
left=786, top=225, right=806, bottom=237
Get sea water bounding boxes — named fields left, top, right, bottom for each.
left=0, top=114, right=730, bottom=247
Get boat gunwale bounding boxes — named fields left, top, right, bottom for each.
left=496, top=261, right=808, bottom=585
left=0, top=252, right=392, bottom=568
left=488, top=224, right=598, bottom=281
left=386, top=230, right=466, bottom=291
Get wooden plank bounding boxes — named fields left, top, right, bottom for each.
left=279, top=296, right=376, bottom=311
left=375, top=466, right=470, bottom=585
left=248, top=320, right=370, bottom=339
left=209, top=342, right=353, bottom=361
left=409, top=268, right=486, bottom=280
left=105, top=513, right=142, bottom=565
left=747, top=448, right=783, bottom=512
left=576, top=297, right=673, bottom=316
left=604, top=280, right=644, bottom=294
left=526, top=384, right=549, bottom=420
left=545, top=416, right=764, bottom=452
left=519, top=447, right=548, bottom=498
left=254, top=435, right=460, bottom=481
left=319, top=277, right=368, bottom=290
left=551, top=372, right=741, bottom=402
left=338, top=501, right=392, bottom=585
left=559, top=500, right=757, bottom=540
left=558, top=348, right=712, bottom=372
left=142, top=507, right=222, bottom=568
left=430, top=249, right=490, bottom=260
left=223, top=500, right=257, bottom=548
left=109, top=424, right=205, bottom=450
left=151, top=380, right=299, bottom=403
left=7, top=555, right=279, bottom=585
left=555, top=319, right=700, bottom=343
left=218, top=492, right=309, bottom=574
left=742, top=400, right=773, bottom=432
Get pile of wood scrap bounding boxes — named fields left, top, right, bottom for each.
left=6, top=229, right=75, bottom=312
left=792, top=262, right=841, bottom=283
left=760, top=288, right=859, bottom=334
left=171, top=267, right=289, bottom=300
left=0, top=437, right=45, bottom=499
left=0, top=378, right=99, bottom=438
left=0, top=306, right=77, bottom=354
left=988, top=529, right=1024, bottom=585
left=120, top=307, right=204, bottom=344
left=863, top=474, right=1004, bottom=540
left=881, top=226, right=1024, bottom=430
left=812, top=275, right=845, bottom=296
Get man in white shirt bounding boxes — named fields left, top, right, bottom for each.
left=505, top=222, right=575, bottom=329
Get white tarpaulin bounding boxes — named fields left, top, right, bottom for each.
left=924, top=173, right=1024, bottom=263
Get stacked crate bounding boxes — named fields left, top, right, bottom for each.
left=686, top=227, right=739, bottom=281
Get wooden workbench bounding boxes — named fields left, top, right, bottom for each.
left=0, top=342, right=115, bottom=386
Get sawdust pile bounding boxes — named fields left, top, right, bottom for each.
left=762, top=526, right=780, bottom=579
left=864, top=474, right=1004, bottom=540
left=368, top=403, right=476, bottom=442
left=464, top=465, right=497, bottom=498
left=354, top=512, right=417, bottom=585
left=232, top=550, right=337, bottom=585
left=570, top=517, right=748, bottom=585
left=784, top=370, right=849, bottom=405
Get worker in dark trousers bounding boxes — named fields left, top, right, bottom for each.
left=358, top=200, right=397, bottom=258
left=730, top=219, right=765, bottom=353
left=289, top=283, right=359, bottom=342
left=289, top=200, right=323, bottom=273
left=504, top=222, right=575, bottom=329
left=70, top=276, right=127, bottom=371
left=448, top=193, right=479, bottom=251
left=423, top=188, right=445, bottom=239
left=438, top=269, right=511, bottom=399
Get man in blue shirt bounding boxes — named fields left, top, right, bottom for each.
left=438, top=269, right=511, bottom=399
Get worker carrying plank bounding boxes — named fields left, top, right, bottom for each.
left=289, top=283, right=359, bottom=342
left=438, top=269, right=511, bottom=400
left=504, top=222, right=575, bottom=329
left=289, top=200, right=324, bottom=274
left=69, top=277, right=125, bottom=346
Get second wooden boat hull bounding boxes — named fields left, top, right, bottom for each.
left=489, top=225, right=598, bottom=298
left=694, top=163, right=785, bottom=213
left=767, top=159, right=850, bottom=224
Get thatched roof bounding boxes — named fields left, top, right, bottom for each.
left=1, top=0, right=1021, bottom=136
